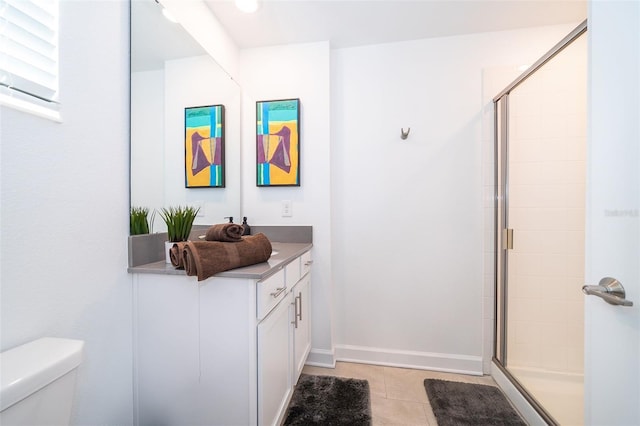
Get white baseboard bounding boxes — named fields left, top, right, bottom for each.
left=491, top=361, right=547, bottom=426
left=333, top=344, right=483, bottom=375
left=305, top=348, right=336, bottom=368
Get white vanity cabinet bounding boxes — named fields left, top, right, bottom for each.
left=133, top=248, right=311, bottom=426
left=257, top=270, right=292, bottom=426
left=257, top=250, right=313, bottom=426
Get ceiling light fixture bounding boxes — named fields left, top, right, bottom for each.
left=155, top=0, right=178, bottom=23
left=235, top=0, right=259, bottom=13
left=161, top=7, right=178, bottom=23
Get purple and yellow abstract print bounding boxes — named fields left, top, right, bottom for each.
left=256, top=99, right=300, bottom=186
left=185, top=105, right=225, bottom=188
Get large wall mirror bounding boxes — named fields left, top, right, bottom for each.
left=130, top=0, right=241, bottom=230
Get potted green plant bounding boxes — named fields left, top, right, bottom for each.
left=130, top=206, right=154, bottom=235
left=159, top=206, right=200, bottom=263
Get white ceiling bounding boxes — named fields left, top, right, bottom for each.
left=204, top=0, right=587, bottom=49
left=131, top=0, right=586, bottom=72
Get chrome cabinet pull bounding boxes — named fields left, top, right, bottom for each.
left=582, top=277, right=633, bottom=307
left=291, top=294, right=301, bottom=328
left=304, top=260, right=313, bottom=266
left=270, top=287, right=286, bottom=298
left=291, top=300, right=298, bottom=328
left=297, top=291, right=302, bottom=321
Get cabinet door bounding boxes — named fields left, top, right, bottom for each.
left=257, top=297, right=292, bottom=426
left=292, top=273, right=311, bottom=383
left=135, top=274, right=201, bottom=425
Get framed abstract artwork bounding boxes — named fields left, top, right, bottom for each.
left=185, top=104, right=225, bottom=188
left=256, top=98, right=300, bottom=186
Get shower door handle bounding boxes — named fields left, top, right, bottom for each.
left=582, top=277, right=633, bottom=306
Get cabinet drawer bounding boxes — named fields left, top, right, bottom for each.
left=257, top=268, right=286, bottom=320
left=301, top=251, right=312, bottom=277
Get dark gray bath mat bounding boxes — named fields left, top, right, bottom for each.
left=283, top=374, right=371, bottom=425
left=424, top=379, right=526, bottom=426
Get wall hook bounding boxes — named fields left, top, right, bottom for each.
left=400, top=127, right=410, bottom=140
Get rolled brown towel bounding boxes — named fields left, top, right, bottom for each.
left=204, top=223, right=244, bottom=242
left=169, top=242, right=187, bottom=269
left=183, top=233, right=272, bottom=281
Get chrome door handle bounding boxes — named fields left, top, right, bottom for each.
left=582, top=277, right=633, bottom=307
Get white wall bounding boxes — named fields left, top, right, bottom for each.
left=0, top=1, right=133, bottom=425
left=239, top=42, right=334, bottom=365
left=131, top=69, right=164, bottom=216
left=331, top=24, right=579, bottom=373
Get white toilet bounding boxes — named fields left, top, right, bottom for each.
left=1, top=337, right=84, bottom=426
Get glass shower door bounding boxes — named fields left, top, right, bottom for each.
left=496, top=32, right=587, bottom=425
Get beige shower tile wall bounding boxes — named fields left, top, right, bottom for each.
left=506, top=36, right=587, bottom=374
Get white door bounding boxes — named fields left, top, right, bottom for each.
left=292, top=274, right=311, bottom=382
left=585, top=1, right=639, bottom=425
left=257, top=297, right=292, bottom=426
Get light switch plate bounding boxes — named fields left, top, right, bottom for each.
left=281, top=200, right=292, bottom=217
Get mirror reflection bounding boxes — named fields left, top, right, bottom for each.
left=130, top=0, right=241, bottom=231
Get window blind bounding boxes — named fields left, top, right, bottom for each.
left=0, top=0, right=59, bottom=103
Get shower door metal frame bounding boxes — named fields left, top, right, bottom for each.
left=492, top=19, right=588, bottom=426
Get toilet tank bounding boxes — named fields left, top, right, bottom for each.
left=1, top=337, right=84, bottom=426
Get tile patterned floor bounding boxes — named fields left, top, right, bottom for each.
left=302, top=361, right=498, bottom=426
